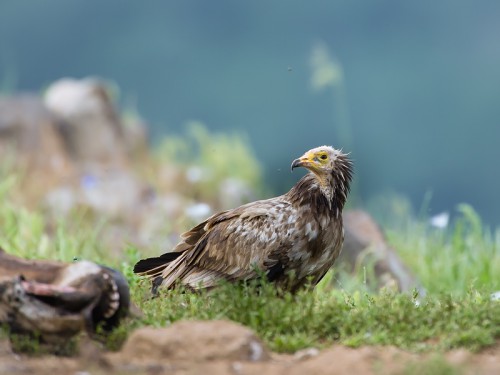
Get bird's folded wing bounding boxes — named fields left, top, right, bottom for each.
left=160, top=198, right=297, bottom=289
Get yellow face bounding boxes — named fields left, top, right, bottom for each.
left=291, top=146, right=334, bottom=173
left=315, top=150, right=330, bottom=164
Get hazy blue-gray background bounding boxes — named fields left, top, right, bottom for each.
left=1, top=0, right=499, bottom=224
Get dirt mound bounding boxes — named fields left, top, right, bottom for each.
left=114, top=320, right=269, bottom=362
left=0, top=321, right=498, bottom=375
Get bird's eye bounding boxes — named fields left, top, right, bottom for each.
left=320, top=154, right=328, bottom=160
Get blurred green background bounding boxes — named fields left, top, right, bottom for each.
left=1, top=0, right=499, bottom=224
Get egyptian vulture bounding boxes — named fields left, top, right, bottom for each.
left=135, top=145, right=353, bottom=293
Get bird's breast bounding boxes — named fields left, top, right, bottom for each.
left=286, top=214, right=342, bottom=278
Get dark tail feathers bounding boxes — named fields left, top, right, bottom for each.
left=133, top=251, right=183, bottom=275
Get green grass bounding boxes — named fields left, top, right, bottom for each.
left=124, top=278, right=499, bottom=353
left=0, top=166, right=499, bottom=355
left=389, top=203, right=500, bottom=294
left=154, top=122, right=265, bottom=203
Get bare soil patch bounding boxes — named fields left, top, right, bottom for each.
left=1, top=320, right=498, bottom=375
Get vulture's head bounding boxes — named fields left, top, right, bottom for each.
left=291, top=145, right=340, bottom=173
left=291, top=145, right=353, bottom=203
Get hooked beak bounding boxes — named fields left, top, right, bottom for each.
left=291, top=156, right=312, bottom=172
left=291, top=158, right=302, bottom=171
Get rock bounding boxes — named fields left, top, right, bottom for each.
left=0, top=87, right=152, bottom=223
left=340, top=210, right=423, bottom=294
left=121, top=114, right=149, bottom=160
left=0, top=95, right=65, bottom=160
left=293, top=347, right=320, bottom=361
left=44, top=77, right=142, bottom=170
left=118, top=320, right=269, bottom=363
left=0, top=95, right=75, bottom=203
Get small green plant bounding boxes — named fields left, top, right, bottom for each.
left=155, top=121, right=264, bottom=202
left=387, top=203, right=500, bottom=294
left=5, top=329, right=78, bottom=356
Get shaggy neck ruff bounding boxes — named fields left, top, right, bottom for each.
left=287, top=153, right=353, bottom=217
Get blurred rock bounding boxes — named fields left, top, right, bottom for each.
left=0, top=79, right=151, bottom=208
left=293, top=347, right=320, bottom=361
left=121, top=114, right=149, bottom=161
left=41, top=78, right=158, bottom=248
left=44, top=78, right=128, bottom=170
left=0, top=95, right=63, bottom=159
left=340, top=210, right=423, bottom=293
left=116, top=321, right=269, bottom=363
left=0, top=95, right=75, bottom=202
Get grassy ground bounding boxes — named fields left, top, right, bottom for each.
left=124, top=279, right=499, bottom=353
left=0, top=170, right=499, bottom=354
